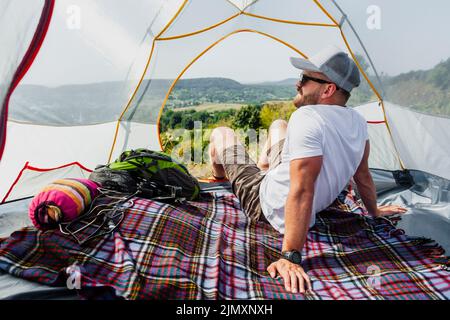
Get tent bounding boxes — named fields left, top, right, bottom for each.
left=0, top=0, right=449, bottom=299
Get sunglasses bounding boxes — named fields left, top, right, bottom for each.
left=299, top=74, right=341, bottom=90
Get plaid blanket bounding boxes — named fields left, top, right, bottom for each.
left=0, top=189, right=449, bottom=300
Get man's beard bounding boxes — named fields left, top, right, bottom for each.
left=293, top=89, right=321, bottom=108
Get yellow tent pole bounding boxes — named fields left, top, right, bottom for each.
left=379, top=100, right=407, bottom=169
left=242, top=12, right=337, bottom=28
left=109, top=0, right=405, bottom=172
left=156, top=0, right=189, bottom=39
left=156, top=29, right=308, bottom=150
left=339, top=31, right=382, bottom=102
left=252, top=31, right=308, bottom=58
left=107, top=0, right=188, bottom=162
left=107, top=40, right=157, bottom=163
left=312, top=0, right=406, bottom=170
left=312, top=0, right=339, bottom=26
left=310, top=0, right=405, bottom=169
left=158, top=11, right=338, bottom=42
left=339, top=30, right=406, bottom=170
left=311, top=0, right=381, bottom=101
left=158, top=13, right=240, bottom=41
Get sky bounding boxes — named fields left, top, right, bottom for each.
left=21, top=0, right=450, bottom=86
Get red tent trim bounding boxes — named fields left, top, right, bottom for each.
left=1, top=161, right=92, bottom=203
left=0, top=0, right=55, bottom=161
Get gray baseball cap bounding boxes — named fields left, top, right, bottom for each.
left=290, top=46, right=361, bottom=93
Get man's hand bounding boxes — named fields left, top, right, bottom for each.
left=354, top=142, right=408, bottom=218
left=267, top=259, right=311, bottom=294
left=375, top=205, right=407, bottom=217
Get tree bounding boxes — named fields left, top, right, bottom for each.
left=260, top=102, right=296, bottom=129
left=181, top=117, right=194, bottom=130
left=233, top=105, right=262, bottom=131
left=427, top=58, right=450, bottom=90
left=169, top=111, right=182, bottom=129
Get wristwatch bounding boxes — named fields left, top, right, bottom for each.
left=281, top=250, right=302, bottom=265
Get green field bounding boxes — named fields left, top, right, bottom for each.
left=173, top=100, right=293, bottom=113
left=173, top=103, right=244, bottom=112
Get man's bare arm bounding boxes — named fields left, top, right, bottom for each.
left=283, top=156, right=322, bottom=253
left=354, top=141, right=407, bottom=217
left=267, top=156, right=322, bottom=294
left=353, top=141, right=378, bottom=215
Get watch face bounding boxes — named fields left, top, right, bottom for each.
left=283, top=250, right=302, bottom=264
left=291, top=251, right=302, bottom=264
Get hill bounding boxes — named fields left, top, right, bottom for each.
left=384, top=58, right=450, bottom=116
left=10, top=78, right=296, bottom=125
left=9, top=57, right=450, bottom=125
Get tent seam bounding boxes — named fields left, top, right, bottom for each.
left=107, top=0, right=189, bottom=162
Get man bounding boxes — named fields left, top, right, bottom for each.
left=208, top=46, right=406, bottom=294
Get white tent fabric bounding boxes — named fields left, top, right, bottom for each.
left=355, top=102, right=402, bottom=172
left=0, top=0, right=45, bottom=105
left=385, top=103, right=450, bottom=180
left=356, top=101, right=450, bottom=181
left=0, top=0, right=449, bottom=302
left=0, top=0, right=449, bottom=202
left=0, top=121, right=159, bottom=201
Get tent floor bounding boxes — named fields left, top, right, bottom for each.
left=0, top=176, right=448, bottom=300
left=372, top=169, right=450, bottom=254
left=0, top=182, right=232, bottom=300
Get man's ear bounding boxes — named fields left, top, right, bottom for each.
left=321, top=84, right=337, bottom=99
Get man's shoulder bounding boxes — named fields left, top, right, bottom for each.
left=288, top=107, right=324, bottom=134
left=297, top=105, right=365, bottom=122
left=290, top=105, right=340, bottom=126
left=346, top=107, right=368, bottom=127
left=290, top=106, right=320, bottom=120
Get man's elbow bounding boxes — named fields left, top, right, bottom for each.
left=288, top=186, right=315, bottom=201
left=354, top=170, right=375, bottom=190
left=354, top=165, right=372, bottom=182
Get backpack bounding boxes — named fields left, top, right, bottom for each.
left=89, top=149, right=200, bottom=201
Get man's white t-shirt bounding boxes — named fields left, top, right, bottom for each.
left=259, top=105, right=368, bottom=234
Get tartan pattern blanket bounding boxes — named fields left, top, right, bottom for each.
left=0, top=189, right=449, bottom=300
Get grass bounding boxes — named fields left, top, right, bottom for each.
left=172, top=101, right=293, bottom=113
left=173, top=103, right=244, bottom=112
